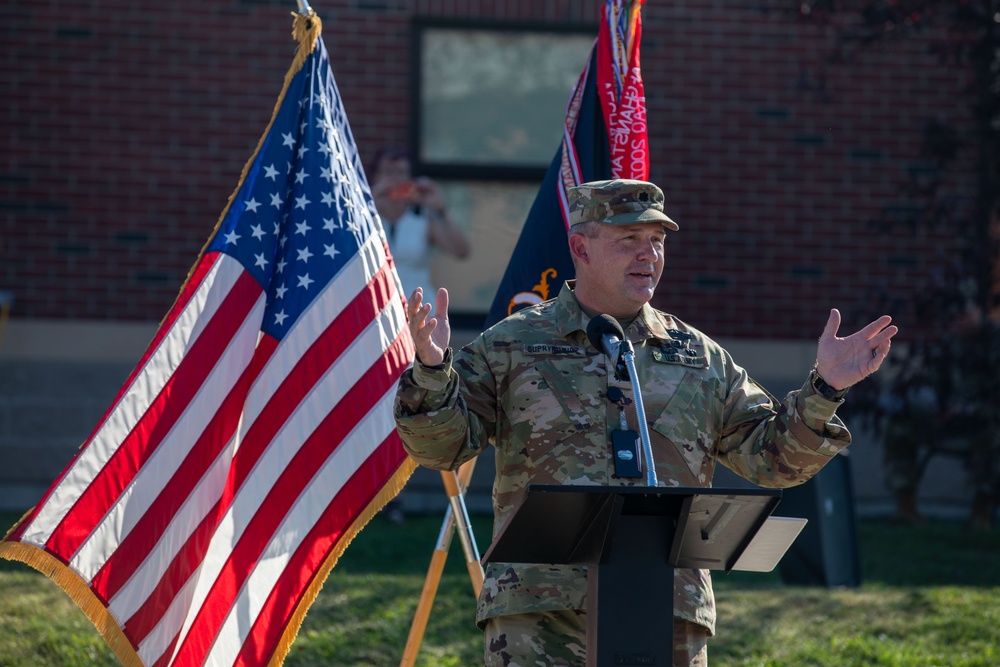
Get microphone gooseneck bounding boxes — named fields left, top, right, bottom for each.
left=586, top=313, right=659, bottom=486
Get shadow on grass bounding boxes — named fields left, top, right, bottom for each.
left=334, top=513, right=495, bottom=576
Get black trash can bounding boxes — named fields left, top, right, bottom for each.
left=776, top=451, right=862, bottom=587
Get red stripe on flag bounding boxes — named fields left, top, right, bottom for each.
left=89, top=335, right=279, bottom=601
left=5, top=255, right=222, bottom=544
left=126, top=487, right=224, bottom=644
left=170, top=330, right=410, bottom=666
left=44, top=269, right=263, bottom=561
left=122, top=265, right=397, bottom=646
left=236, top=430, right=408, bottom=667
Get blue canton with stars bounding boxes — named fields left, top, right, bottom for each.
left=206, top=39, right=381, bottom=341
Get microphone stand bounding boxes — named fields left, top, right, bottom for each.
left=619, top=339, right=658, bottom=487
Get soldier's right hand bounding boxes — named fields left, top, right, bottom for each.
left=407, top=287, right=450, bottom=367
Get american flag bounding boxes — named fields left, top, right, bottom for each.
left=1, top=15, right=414, bottom=667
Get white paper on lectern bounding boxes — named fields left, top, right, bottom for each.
left=731, top=516, right=808, bottom=572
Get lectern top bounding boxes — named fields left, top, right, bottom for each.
left=482, top=484, right=781, bottom=571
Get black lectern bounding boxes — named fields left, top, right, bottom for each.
left=482, top=485, right=786, bottom=667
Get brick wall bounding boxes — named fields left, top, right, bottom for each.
left=1, top=0, right=976, bottom=339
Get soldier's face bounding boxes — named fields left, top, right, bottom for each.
left=575, top=222, right=665, bottom=315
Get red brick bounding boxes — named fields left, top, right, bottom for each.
left=1, top=0, right=976, bottom=339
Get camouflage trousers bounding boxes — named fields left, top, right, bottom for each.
left=483, top=610, right=708, bottom=667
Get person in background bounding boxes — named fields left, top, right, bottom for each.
left=371, top=147, right=470, bottom=523
left=370, top=147, right=471, bottom=304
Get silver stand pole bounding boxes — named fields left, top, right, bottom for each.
left=620, top=340, right=658, bottom=487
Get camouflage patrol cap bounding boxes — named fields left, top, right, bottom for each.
left=567, top=179, right=679, bottom=230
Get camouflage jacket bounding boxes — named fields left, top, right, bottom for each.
left=395, top=282, right=850, bottom=635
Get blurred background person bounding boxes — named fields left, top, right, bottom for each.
left=370, top=147, right=471, bottom=523
left=370, top=147, right=471, bottom=308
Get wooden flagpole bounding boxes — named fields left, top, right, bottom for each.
left=399, top=459, right=481, bottom=667
left=440, top=465, right=484, bottom=593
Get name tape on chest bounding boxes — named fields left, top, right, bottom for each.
left=522, top=344, right=585, bottom=356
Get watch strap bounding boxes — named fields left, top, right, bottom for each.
left=809, top=369, right=849, bottom=402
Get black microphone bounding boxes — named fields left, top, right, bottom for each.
left=586, top=314, right=625, bottom=365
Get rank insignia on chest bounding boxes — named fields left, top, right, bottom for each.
left=652, top=331, right=708, bottom=368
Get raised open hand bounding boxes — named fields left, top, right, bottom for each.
left=815, top=308, right=898, bottom=390
left=407, top=287, right=451, bottom=367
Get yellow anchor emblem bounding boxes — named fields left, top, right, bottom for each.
left=507, top=268, right=558, bottom=316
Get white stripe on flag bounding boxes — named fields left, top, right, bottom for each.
left=239, top=234, right=387, bottom=426
left=21, top=258, right=235, bottom=547
left=71, top=270, right=266, bottom=577
left=136, top=257, right=400, bottom=665
left=108, top=430, right=237, bottom=620
left=208, top=385, right=401, bottom=665
left=107, top=237, right=387, bottom=622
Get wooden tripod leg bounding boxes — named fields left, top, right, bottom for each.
left=440, top=466, right=485, bottom=596
left=399, top=506, right=456, bottom=667
left=399, top=459, right=479, bottom=667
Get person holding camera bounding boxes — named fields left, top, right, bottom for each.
left=370, top=147, right=470, bottom=307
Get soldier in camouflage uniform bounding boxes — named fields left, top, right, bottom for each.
left=395, top=179, right=899, bottom=666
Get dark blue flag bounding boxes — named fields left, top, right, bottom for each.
left=484, top=52, right=610, bottom=328
left=485, top=0, right=649, bottom=328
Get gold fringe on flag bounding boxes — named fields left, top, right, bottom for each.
left=1, top=455, right=416, bottom=667
left=0, top=537, right=146, bottom=667
left=268, top=457, right=418, bottom=667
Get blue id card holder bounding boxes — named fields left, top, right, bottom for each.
left=608, top=386, right=642, bottom=479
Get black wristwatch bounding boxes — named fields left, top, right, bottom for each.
left=809, top=369, right=850, bottom=402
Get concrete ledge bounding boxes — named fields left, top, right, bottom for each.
left=0, top=319, right=158, bottom=362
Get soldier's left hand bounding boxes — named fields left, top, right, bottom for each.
left=814, top=308, right=898, bottom=390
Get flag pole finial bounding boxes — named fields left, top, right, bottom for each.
left=290, top=1, right=321, bottom=58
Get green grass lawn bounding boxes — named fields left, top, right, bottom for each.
left=1, top=512, right=998, bottom=667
